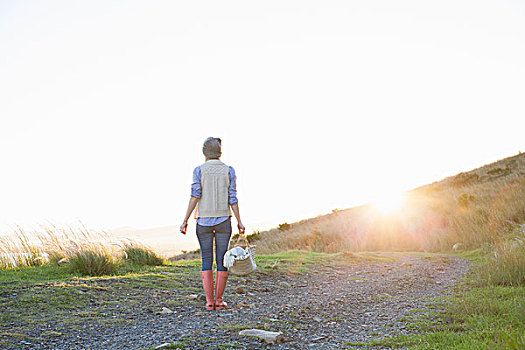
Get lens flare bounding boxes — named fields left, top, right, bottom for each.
left=372, top=192, right=405, bottom=213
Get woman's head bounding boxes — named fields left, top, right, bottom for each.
left=202, top=137, right=222, bottom=159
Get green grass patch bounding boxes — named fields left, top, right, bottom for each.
left=450, top=248, right=485, bottom=262
left=0, top=264, right=76, bottom=290
left=256, top=249, right=396, bottom=273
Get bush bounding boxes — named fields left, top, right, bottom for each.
left=487, top=167, right=510, bottom=176
left=123, top=245, right=164, bottom=266
left=451, top=172, right=480, bottom=187
left=278, top=222, right=291, bottom=231
left=69, top=249, right=118, bottom=276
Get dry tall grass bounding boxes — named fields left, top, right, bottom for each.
left=0, top=227, right=48, bottom=268
left=0, top=224, right=158, bottom=272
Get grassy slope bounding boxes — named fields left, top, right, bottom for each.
left=173, top=154, right=524, bottom=259
left=236, top=152, right=525, bottom=255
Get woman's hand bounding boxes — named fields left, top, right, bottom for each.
left=231, top=203, right=245, bottom=234
left=180, top=221, right=188, bottom=235
left=237, top=223, right=245, bottom=235
left=180, top=197, right=198, bottom=235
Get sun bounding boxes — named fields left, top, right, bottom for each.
left=372, top=192, right=405, bottom=213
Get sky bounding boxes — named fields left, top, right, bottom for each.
left=1, top=0, right=524, bottom=236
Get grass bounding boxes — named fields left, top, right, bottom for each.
left=255, top=250, right=396, bottom=273
left=122, top=242, right=164, bottom=266
left=68, top=248, right=119, bottom=276
left=0, top=228, right=47, bottom=269
left=0, top=263, right=75, bottom=288
left=0, top=224, right=165, bottom=276
left=474, top=230, right=525, bottom=286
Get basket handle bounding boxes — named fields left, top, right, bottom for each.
left=235, top=232, right=250, bottom=246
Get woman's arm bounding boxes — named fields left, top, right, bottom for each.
left=181, top=167, right=201, bottom=234
left=227, top=166, right=245, bottom=234
left=230, top=203, right=245, bottom=234
left=180, top=196, right=199, bottom=234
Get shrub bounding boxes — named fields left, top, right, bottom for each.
left=487, top=167, right=510, bottom=176
left=69, top=249, right=118, bottom=276
left=451, top=172, right=480, bottom=187
left=123, top=244, right=164, bottom=266
left=278, top=222, right=291, bottom=231
left=487, top=167, right=503, bottom=175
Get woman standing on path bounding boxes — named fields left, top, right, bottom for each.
left=180, top=137, right=245, bottom=311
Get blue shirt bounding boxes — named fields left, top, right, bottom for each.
left=191, top=164, right=238, bottom=226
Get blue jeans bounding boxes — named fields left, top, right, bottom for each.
left=196, top=218, right=232, bottom=271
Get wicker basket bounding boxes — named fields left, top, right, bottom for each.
left=227, top=235, right=257, bottom=276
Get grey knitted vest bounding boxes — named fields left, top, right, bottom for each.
left=197, top=160, right=231, bottom=218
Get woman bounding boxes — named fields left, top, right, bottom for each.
left=180, top=137, right=245, bottom=311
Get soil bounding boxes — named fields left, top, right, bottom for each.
left=1, top=254, right=469, bottom=350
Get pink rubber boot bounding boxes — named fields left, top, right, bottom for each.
left=214, top=271, right=229, bottom=310
left=200, top=270, right=215, bottom=311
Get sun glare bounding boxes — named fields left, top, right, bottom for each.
left=372, top=192, right=405, bottom=213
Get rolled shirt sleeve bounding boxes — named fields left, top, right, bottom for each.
left=228, top=166, right=238, bottom=205
left=190, top=166, right=201, bottom=198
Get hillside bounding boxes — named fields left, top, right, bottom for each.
left=177, top=152, right=525, bottom=258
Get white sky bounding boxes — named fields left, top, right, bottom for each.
left=1, top=0, right=524, bottom=235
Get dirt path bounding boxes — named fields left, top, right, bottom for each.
left=1, top=254, right=469, bottom=350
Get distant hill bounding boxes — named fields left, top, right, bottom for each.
left=175, top=152, right=525, bottom=259
left=108, top=225, right=199, bottom=258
